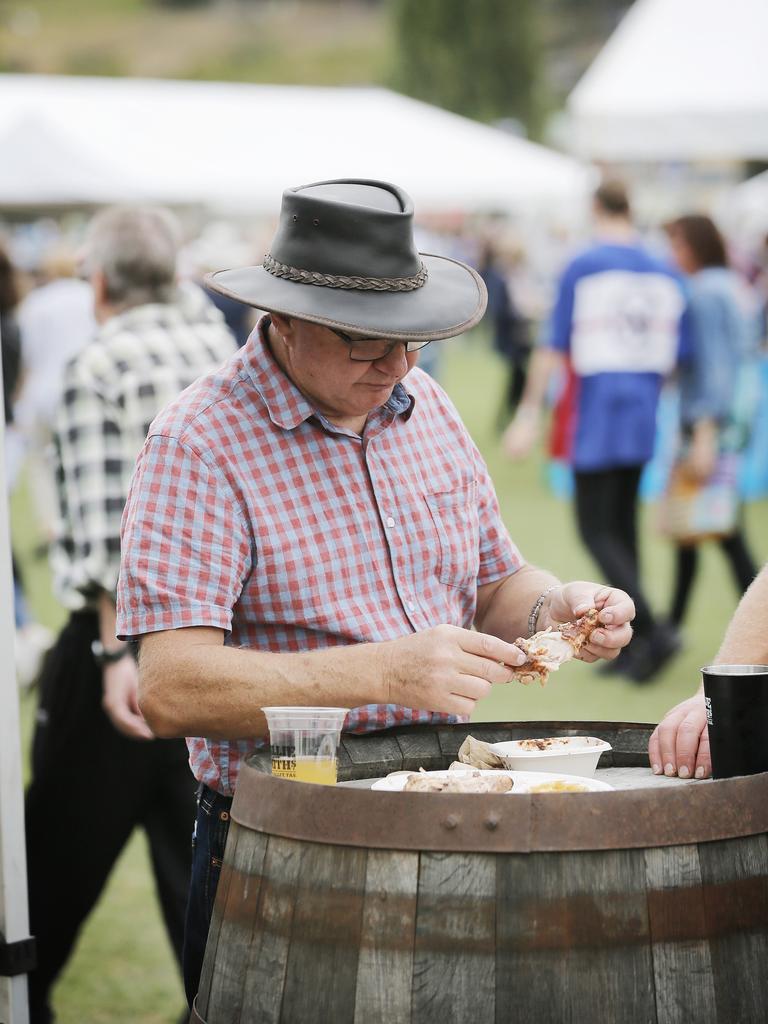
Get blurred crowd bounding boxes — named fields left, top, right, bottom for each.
left=2, top=188, right=767, bottom=694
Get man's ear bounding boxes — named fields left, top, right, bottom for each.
left=90, top=269, right=111, bottom=324
left=270, top=312, right=292, bottom=338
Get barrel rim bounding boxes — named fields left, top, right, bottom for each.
left=231, top=721, right=768, bottom=853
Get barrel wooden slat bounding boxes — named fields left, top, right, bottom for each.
left=561, top=850, right=656, bottom=1022
left=644, top=845, right=716, bottom=1024
left=412, top=853, right=496, bottom=1024
left=239, top=835, right=303, bottom=1024
left=280, top=841, right=367, bottom=1023
left=699, top=833, right=768, bottom=1024
left=353, top=850, right=419, bottom=1024
left=395, top=729, right=444, bottom=772
left=204, top=824, right=269, bottom=1022
left=496, top=853, right=566, bottom=1018
left=497, top=849, right=657, bottom=1022
left=340, top=732, right=404, bottom=776
left=196, top=819, right=242, bottom=1016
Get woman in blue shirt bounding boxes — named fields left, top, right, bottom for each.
left=664, top=215, right=758, bottom=629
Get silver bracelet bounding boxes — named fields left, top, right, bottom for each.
left=527, top=585, right=560, bottom=637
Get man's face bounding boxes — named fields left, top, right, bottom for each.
left=271, top=316, right=420, bottom=429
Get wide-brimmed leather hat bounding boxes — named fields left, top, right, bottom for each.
left=205, top=179, right=487, bottom=342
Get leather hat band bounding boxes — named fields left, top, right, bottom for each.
left=262, top=253, right=428, bottom=292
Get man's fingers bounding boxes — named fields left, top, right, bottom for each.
left=694, top=729, right=712, bottom=779
left=653, top=709, right=688, bottom=776
left=649, top=697, right=709, bottom=779
left=674, top=710, right=710, bottom=779
left=451, top=674, right=493, bottom=703
left=583, top=623, right=633, bottom=660
left=465, top=631, right=527, bottom=668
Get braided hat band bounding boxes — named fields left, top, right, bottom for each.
left=263, top=253, right=428, bottom=293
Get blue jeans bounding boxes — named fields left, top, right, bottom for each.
left=183, top=785, right=233, bottom=1008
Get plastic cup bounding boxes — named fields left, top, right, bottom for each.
left=701, top=665, right=768, bottom=779
left=262, top=707, right=349, bottom=785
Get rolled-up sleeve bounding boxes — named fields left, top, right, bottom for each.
left=116, top=434, right=252, bottom=640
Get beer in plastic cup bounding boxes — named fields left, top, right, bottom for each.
left=262, top=706, right=349, bottom=785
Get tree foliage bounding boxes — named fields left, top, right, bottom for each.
left=390, top=0, right=542, bottom=137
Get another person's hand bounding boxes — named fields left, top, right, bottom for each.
left=541, top=582, right=635, bottom=663
left=684, top=420, right=718, bottom=482
left=102, top=655, right=155, bottom=740
left=502, top=408, right=538, bottom=460
left=383, top=625, right=528, bottom=717
left=648, top=692, right=710, bottom=779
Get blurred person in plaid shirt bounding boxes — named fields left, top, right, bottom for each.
left=114, top=179, right=636, bottom=1008
left=24, top=205, right=237, bottom=1024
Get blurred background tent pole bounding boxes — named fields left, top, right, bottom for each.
left=0, top=328, right=31, bottom=1024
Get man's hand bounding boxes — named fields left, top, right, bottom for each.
left=684, top=419, right=718, bottom=482
left=102, top=655, right=155, bottom=740
left=502, top=409, right=538, bottom=461
left=541, top=582, right=635, bottom=663
left=648, top=692, right=710, bottom=779
left=383, top=624, right=528, bottom=717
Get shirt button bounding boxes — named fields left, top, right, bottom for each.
left=407, top=601, right=416, bottom=612
left=386, top=516, right=395, bottom=528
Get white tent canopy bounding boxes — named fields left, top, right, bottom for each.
left=567, top=0, right=768, bottom=161
left=0, top=74, right=592, bottom=215
left=716, top=168, right=768, bottom=247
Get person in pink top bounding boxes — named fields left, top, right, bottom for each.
left=115, top=178, right=636, bottom=1008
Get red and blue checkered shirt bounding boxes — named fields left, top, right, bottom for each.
left=117, top=319, right=523, bottom=794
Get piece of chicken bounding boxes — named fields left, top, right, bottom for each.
left=509, top=607, right=599, bottom=686
left=402, top=770, right=513, bottom=793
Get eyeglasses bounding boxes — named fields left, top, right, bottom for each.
left=334, top=329, right=432, bottom=362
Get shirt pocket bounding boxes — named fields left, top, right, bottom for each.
left=424, top=481, right=480, bottom=589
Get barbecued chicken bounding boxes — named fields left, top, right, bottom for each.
left=509, top=607, right=599, bottom=686
left=402, top=770, right=513, bottom=793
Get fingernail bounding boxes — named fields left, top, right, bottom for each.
left=602, top=611, right=613, bottom=624
left=678, top=765, right=690, bottom=779
left=664, top=763, right=676, bottom=776
left=593, top=631, right=605, bottom=643
left=695, top=766, right=705, bottom=779
left=651, top=763, right=661, bottom=775
left=574, top=603, right=589, bottom=614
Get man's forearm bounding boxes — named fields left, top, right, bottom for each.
left=715, top=563, right=768, bottom=666
left=139, top=629, right=393, bottom=740
left=516, top=346, right=564, bottom=415
left=475, top=564, right=561, bottom=643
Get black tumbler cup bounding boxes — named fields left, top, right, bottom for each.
left=701, top=664, right=768, bottom=779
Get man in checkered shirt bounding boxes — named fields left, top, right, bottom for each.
left=114, top=180, right=635, bottom=1007
left=25, top=205, right=237, bottom=1024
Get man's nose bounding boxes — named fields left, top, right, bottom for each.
left=375, top=342, right=409, bottom=373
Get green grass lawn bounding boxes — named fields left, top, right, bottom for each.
left=11, top=327, right=768, bottom=1021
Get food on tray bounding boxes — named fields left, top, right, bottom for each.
left=528, top=780, right=590, bottom=793
left=401, top=770, right=514, bottom=793
left=510, top=607, right=599, bottom=686
left=518, top=737, right=572, bottom=751
left=456, top=735, right=506, bottom=770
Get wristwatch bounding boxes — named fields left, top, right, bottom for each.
left=91, top=639, right=131, bottom=667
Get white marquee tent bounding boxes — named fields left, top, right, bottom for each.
left=0, top=74, right=592, bottom=215
left=567, top=0, right=768, bottom=161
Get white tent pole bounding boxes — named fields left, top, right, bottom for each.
left=0, top=327, right=31, bottom=1023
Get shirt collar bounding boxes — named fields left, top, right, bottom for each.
left=243, top=316, right=416, bottom=432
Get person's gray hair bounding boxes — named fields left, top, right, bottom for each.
left=84, top=205, right=181, bottom=308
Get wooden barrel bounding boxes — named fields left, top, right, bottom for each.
left=192, top=721, right=768, bottom=1024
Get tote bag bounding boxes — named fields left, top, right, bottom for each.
left=658, top=453, right=739, bottom=542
